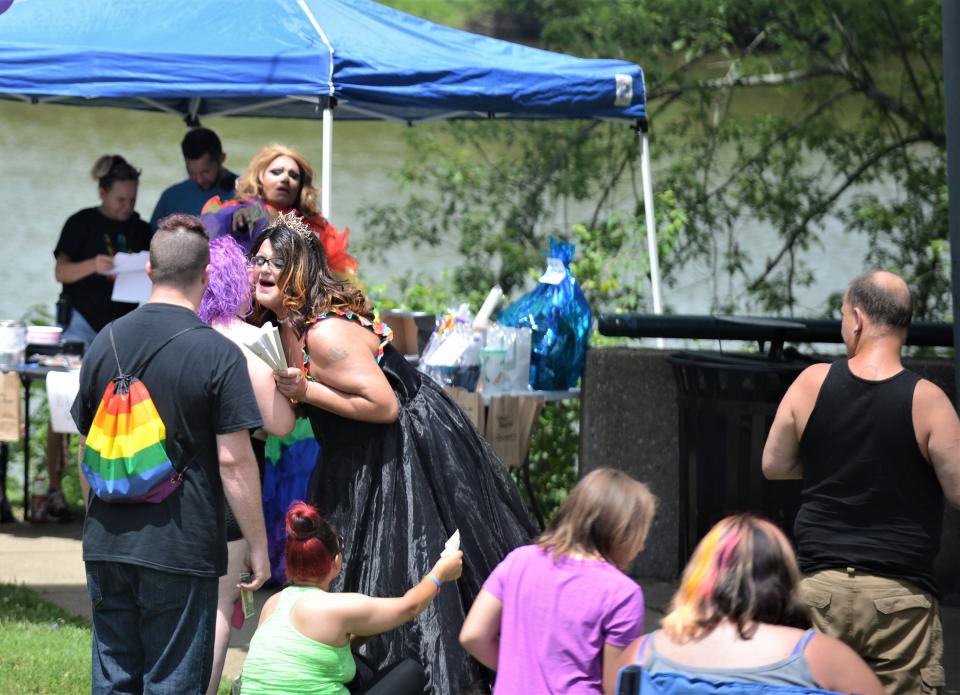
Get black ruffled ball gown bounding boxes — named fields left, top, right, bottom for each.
left=304, top=312, right=537, bottom=693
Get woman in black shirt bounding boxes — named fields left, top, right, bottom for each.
left=46, top=154, right=153, bottom=520
left=54, top=154, right=153, bottom=342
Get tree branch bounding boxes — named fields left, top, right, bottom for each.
left=699, top=28, right=769, bottom=188
left=879, top=0, right=929, bottom=120
left=780, top=6, right=941, bottom=146
left=505, top=121, right=602, bottom=243
left=917, top=42, right=942, bottom=107
left=703, top=88, right=856, bottom=202
left=588, top=142, right=635, bottom=231
left=747, top=136, right=926, bottom=291
left=652, top=66, right=839, bottom=103
left=827, top=4, right=878, bottom=92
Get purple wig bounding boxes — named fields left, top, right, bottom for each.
left=198, top=235, right=253, bottom=325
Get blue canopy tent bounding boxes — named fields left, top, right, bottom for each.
left=0, top=0, right=661, bottom=311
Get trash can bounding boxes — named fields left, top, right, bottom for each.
left=666, top=350, right=810, bottom=569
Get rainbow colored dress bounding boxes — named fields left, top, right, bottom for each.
left=261, top=419, right=320, bottom=586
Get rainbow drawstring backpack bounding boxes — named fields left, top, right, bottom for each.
left=81, top=324, right=208, bottom=503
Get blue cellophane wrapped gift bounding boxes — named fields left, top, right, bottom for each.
left=498, top=238, right=592, bottom=390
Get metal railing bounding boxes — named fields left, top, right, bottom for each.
left=599, top=313, right=953, bottom=358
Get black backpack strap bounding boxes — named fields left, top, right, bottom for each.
left=132, top=324, right=211, bottom=376
left=107, top=324, right=126, bottom=378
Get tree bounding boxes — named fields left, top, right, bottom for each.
left=366, top=0, right=946, bottom=319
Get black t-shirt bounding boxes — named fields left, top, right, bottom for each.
left=53, top=207, right=153, bottom=331
left=71, top=303, right=263, bottom=577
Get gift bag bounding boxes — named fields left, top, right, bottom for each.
left=485, top=395, right=543, bottom=468
left=420, top=304, right=482, bottom=391
left=498, top=238, right=592, bottom=390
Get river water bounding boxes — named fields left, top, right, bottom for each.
left=1, top=99, right=870, bottom=327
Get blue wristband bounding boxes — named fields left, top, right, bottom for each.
left=425, top=574, right=442, bottom=591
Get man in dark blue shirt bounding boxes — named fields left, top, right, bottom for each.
left=150, top=128, right=237, bottom=228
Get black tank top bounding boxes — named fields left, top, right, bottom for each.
left=795, top=359, right=943, bottom=595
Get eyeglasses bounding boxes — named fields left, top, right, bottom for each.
left=248, top=255, right=285, bottom=271
left=337, top=534, right=345, bottom=553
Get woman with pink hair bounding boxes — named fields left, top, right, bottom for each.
left=199, top=235, right=296, bottom=694
left=616, top=514, right=882, bottom=694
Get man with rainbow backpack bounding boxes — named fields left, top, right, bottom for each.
left=71, top=214, right=270, bottom=693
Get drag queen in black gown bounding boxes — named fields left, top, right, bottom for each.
left=251, top=213, right=536, bottom=693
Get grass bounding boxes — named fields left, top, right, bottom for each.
left=0, top=584, right=91, bottom=694
left=0, top=584, right=236, bottom=694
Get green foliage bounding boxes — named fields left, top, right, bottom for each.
left=367, top=272, right=472, bottom=317
left=513, top=401, right=580, bottom=523
left=0, top=584, right=91, bottom=694
left=21, top=303, right=54, bottom=326
left=848, top=170, right=951, bottom=320
left=366, top=0, right=947, bottom=319
left=360, top=117, right=671, bottom=315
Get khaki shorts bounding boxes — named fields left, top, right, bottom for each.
left=800, top=569, right=944, bottom=694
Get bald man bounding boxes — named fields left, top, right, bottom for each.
left=763, top=271, right=960, bottom=693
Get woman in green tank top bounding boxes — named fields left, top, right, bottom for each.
left=240, top=502, right=463, bottom=694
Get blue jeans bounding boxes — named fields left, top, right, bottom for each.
left=60, top=308, right=98, bottom=350
left=85, top=561, right=218, bottom=694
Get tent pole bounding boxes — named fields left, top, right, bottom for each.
left=321, top=103, right=333, bottom=219
left=944, top=0, right=960, bottom=404
left=637, top=121, right=665, bottom=348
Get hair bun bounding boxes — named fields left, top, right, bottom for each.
left=91, top=154, right=123, bottom=180
left=286, top=501, right=322, bottom=542
left=290, top=515, right=316, bottom=541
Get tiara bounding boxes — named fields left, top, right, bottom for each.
left=274, top=210, right=316, bottom=242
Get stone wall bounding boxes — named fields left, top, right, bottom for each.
left=579, top=348, right=679, bottom=578
left=579, top=347, right=960, bottom=603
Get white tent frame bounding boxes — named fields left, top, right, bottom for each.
left=315, top=101, right=664, bottom=317
left=297, top=0, right=662, bottom=316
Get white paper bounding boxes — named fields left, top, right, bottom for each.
left=110, top=251, right=151, bottom=304
left=46, top=370, right=80, bottom=434
left=441, top=529, right=460, bottom=557
left=241, top=322, right=287, bottom=371
left=112, top=251, right=150, bottom=273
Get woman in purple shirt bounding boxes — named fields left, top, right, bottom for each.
left=460, top=468, right=657, bottom=694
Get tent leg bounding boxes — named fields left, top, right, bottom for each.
left=321, top=107, right=333, bottom=219
left=638, top=127, right=665, bottom=347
